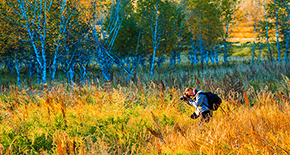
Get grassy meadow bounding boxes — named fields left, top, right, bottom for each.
left=0, top=60, right=290, bottom=154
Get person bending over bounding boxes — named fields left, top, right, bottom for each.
left=180, top=88, right=212, bottom=125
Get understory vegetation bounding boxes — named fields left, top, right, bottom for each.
left=0, top=61, right=290, bottom=154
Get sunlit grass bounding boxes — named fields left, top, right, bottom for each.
left=0, top=61, right=290, bottom=154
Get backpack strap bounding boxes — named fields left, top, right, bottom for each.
left=192, top=90, right=201, bottom=99
left=198, top=92, right=207, bottom=95
left=195, top=91, right=210, bottom=109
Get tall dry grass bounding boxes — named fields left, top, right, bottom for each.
left=0, top=61, right=290, bottom=154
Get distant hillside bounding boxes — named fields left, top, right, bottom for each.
left=229, top=0, right=269, bottom=42
left=80, top=0, right=266, bottom=43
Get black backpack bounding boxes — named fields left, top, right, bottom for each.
left=199, top=92, right=222, bottom=111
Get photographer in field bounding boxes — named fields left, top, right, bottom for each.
left=180, top=88, right=213, bottom=125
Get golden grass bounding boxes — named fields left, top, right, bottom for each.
left=1, top=85, right=290, bottom=154
left=0, top=62, right=290, bottom=154
left=150, top=93, right=290, bottom=154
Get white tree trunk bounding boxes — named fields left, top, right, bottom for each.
left=199, top=29, right=203, bottom=65
left=252, top=19, right=257, bottom=61
left=274, top=0, right=280, bottom=62
left=223, top=24, right=229, bottom=64
left=15, top=56, right=20, bottom=86
left=214, top=45, right=219, bottom=65
left=150, top=0, right=159, bottom=77
left=177, top=51, right=181, bottom=65
left=150, top=47, right=157, bottom=76
left=284, top=4, right=290, bottom=61
left=264, top=0, right=274, bottom=61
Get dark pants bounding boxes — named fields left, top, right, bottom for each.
left=190, top=110, right=212, bottom=125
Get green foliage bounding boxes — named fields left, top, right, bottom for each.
left=111, top=5, right=140, bottom=57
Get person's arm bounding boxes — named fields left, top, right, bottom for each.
left=186, top=98, right=196, bottom=107
left=188, top=94, right=206, bottom=107
left=181, top=95, right=195, bottom=107
left=183, top=99, right=193, bottom=106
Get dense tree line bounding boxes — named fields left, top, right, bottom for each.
left=250, top=0, right=290, bottom=62
left=0, top=0, right=288, bottom=85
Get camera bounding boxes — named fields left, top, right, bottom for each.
left=180, top=95, right=190, bottom=101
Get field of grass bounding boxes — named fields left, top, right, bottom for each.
left=0, top=60, right=290, bottom=154
left=229, top=41, right=288, bottom=60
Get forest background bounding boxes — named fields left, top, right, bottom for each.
left=0, top=0, right=290, bottom=154
left=1, top=0, right=289, bottom=85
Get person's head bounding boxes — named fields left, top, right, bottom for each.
left=184, top=88, right=201, bottom=96
left=184, top=88, right=196, bottom=96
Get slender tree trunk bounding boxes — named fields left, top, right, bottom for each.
left=259, top=41, right=263, bottom=61
left=40, top=31, right=47, bottom=84
left=210, top=46, right=214, bottom=64
left=48, top=62, right=52, bottom=77
left=190, top=47, right=197, bottom=65
left=66, top=71, right=70, bottom=84
left=285, top=33, right=289, bottom=61
left=150, top=0, right=158, bottom=77
left=252, top=40, right=256, bottom=62
left=40, top=1, right=49, bottom=84
left=150, top=47, right=157, bottom=76
left=214, top=44, right=219, bottom=65
left=170, top=51, right=176, bottom=67
left=16, top=64, right=20, bottom=86
left=15, top=55, right=20, bottom=86
left=274, top=0, right=280, bottom=63
left=199, top=31, right=203, bottom=65
left=177, top=51, right=181, bottom=65
left=190, top=43, right=198, bottom=65
left=205, top=49, right=209, bottom=65
left=41, top=52, right=47, bottom=84
left=252, top=19, right=257, bottom=61
left=28, top=60, right=34, bottom=78
left=51, top=54, right=58, bottom=82
left=36, top=66, right=41, bottom=85
left=189, top=50, right=194, bottom=65
left=285, top=8, right=289, bottom=62
left=157, top=55, right=164, bottom=68
left=264, top=0, right=274, bottom=61
left=224, top=24, right=229, bottom=64
left=204, top=41, right=209, bottom=65
left=98, top=48, right=110, bottom=81
left=68, top=66, right=74, bottom=84
left=81, top=66, right=88, bottom=85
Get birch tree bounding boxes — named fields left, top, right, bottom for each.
left=218, top=0, right=239, bottom=64
left=268, top=0, right=290, bottom=61
left=3, top=0, right=82, bottom=84
left=150, top=0, right=161, bottom=76
left=252, top=18, right=258, bottom=61
left=4, top=0, right=53, bottom=83
left=108, top=2, right=146, bottom=81
left=263, top=0, right=275, bottom=61
left=137, top=0, right=177, bottom=76
left=283, top=0, right=289, bottom=61
left=249, top=0, right=263, bottom=61
left=50, top=0, right=82, bottom=82
left=88, top=0, right=139, bottom=81
left=188, top=0, right=223, bottom=66
left=170, top=0, right=190, bottom=66
left=271, top=0, right=281, bottom=62
left=188, top=0, right=206, bottom=66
